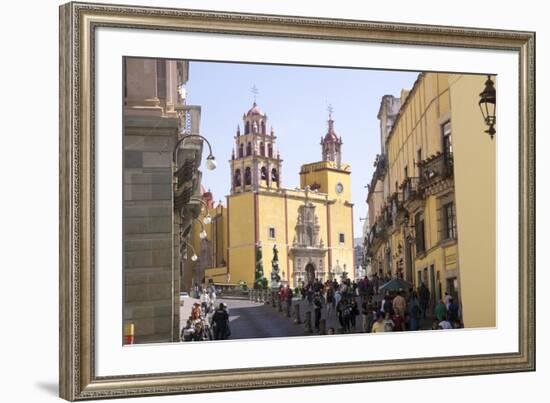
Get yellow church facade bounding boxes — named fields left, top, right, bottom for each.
left=191, top=103, right=355, bottom=289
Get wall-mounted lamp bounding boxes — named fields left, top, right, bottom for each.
left=479, top=75, right=496, bottom=139
left=181, top=242, right=198, bottom=262
left=190, top=196, right=212, bottom=224
left=173, top=133, right=217, bottom=171
left=193, top=218, right=207, bottom=240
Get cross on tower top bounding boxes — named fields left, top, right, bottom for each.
left=251, top=84, right=259, bottom=103
left=327, top=104, right=334, bottom=120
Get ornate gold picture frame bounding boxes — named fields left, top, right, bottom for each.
left=59, top=2, right=535, bottom=400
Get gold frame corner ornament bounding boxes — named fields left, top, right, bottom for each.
left=59, top=1, right=535, bottom=400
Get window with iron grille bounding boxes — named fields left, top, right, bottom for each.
left=443, top=202, right=457, bottom=240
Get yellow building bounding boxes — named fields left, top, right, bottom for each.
left=366, top=73, right=496, bottom=328
left=192, top=103, right=355, bottom=288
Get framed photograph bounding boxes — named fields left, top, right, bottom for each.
left=59, top=1, right=535, bottom=400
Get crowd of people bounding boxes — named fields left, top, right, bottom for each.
left=181, top=275, right=464, bottom=342
left=277, top=274, right=463, bottom=334
left=180, top=287, right=231, bottom=342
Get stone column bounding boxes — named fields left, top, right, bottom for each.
left=125, top=58, right=160, bottom=109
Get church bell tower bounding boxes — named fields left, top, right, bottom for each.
left=321, top=106, right=343, bottom=168
left=230, top=97, right=283, bottom=194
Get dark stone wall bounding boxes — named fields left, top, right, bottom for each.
left=123, top=115, right=178, bottom=344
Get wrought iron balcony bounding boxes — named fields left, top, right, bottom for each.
left=173, top=105, right=204, bottom=215
left=175, top=104, right=201, bottom=136
left=400, top=177, right=421, bottom=203
left=367, top=153, right=387, bottom=197
left=419, top=152, right=453, bottom=188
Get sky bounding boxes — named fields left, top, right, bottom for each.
left=186, top=61, right=418, bottom=238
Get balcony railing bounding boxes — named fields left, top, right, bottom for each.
left=419, top=152, right=453, bottom=188
left=367, top=154, right=387, bottom=196
left=176, top=104, right=201, bottom=136
left=400, top=177, right=420, bottom=203
left=174, top=105, right=203, bottom=212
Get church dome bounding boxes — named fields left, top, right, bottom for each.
left=323, top=119, right=340, bottom=143
left=246, top=102, right=265, bottom=117
left=324, top=129, right=339, bottom=142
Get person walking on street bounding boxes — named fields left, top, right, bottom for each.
left=434, top=299, right=447, bottom=322
left=444, top=292, right=452, bottom=310
left=285, top=285, right=293, bottom=317
left=325, top=286, right=335, bottom=318
left=383, top=311, right=395, bottom=332
left=313, top=294, right=322, bottom=332
left=341, top=299, right=353, bottom=333
left=419, top=283, right=430, bottom=318
left=191, top=303, right=202, bottom=321
left=382, top=295, right=394, bottom=316
left=361, top=300, right=374, bottom=333
left=180, top=319, right=195, bottom=342
left=350, top=298, right=359, bottom=330
left=392, top=311, right=405, bottom=331
left=392, top=291, right=407, bottom=317
left=212, top=302, right=230, bottom=340
left=438, top=313, right=453, bottom=330
left=371, top=312, right=386, bottom=333
left=408, top=292, right=421, bottom=331
left=200, top=289, right=211, bottom=315
left=448, top=298, right=460, bottom=322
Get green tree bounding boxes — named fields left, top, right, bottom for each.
left=254, top=244, right=265, bottom=289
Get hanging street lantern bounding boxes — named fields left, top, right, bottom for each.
left=479, top=75, right=496, bottom=139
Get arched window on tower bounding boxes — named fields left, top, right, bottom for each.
left=261, top=120, right=266, bottom=134
left=261, top=166, right=268, bottom=181
left=246, top=142, right=252, bottom=156
left=260, top=142, right=265, bottom=156
left=268, top=143, right=273, bottom=158
left=271, top=168, right=278, bottom=183
left=245, top=167, right=252, bottom=186
left=239, top=143, right=244, bottom=158
left=245, top=121, right=250, bottom=134
left=234, top=169, right=241, bottom=187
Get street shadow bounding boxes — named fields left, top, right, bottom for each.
left=226, top=301, right=307, bottom=340
left=35, top=381, right=58, bottom=396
